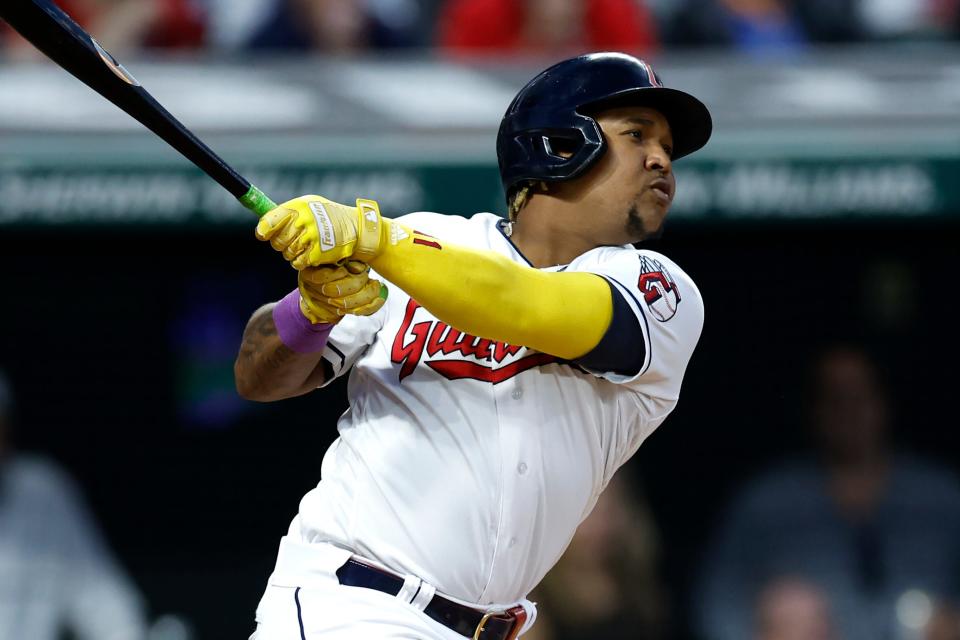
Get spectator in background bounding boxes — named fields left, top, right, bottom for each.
left=926, top=604, right=960, bottom=640
left=246, top=0, right=421, bottom=52
left=523, top=473, right=668, bottom=640
left=666, top=0, right=806, bottom=53
left=438, top=0, right=658, bottom=57
left=0, top=0, right=205, bottom=53
left=755, top=578, right=838, bottom=640
left=792, top=0, right=865, bottom=43
left=695, top=345, right=960, bottom=640
left=856, top=0, right=959, bottom=41
left=0, top=370, right=148, bottom=640
left=666, top=0, right=863, bottom=53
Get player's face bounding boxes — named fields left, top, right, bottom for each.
left=585, top=106, right=676, bottom=243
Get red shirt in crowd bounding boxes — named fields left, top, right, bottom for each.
left=439, top=0, right=659, bottom=56
left=2, top=0, right=204, bottom=50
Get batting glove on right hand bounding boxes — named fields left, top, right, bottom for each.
left=297, top=260, right=386, bottom=324
left=255, top=195, right=386, bottom=270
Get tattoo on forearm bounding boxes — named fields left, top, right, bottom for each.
left=237, top=306, right=298, bottom=388
left=262, top=343, right=296, bottom=371
left=239, top=306, right=277, bottom=358
left=236, top=303, right=326, bottom=398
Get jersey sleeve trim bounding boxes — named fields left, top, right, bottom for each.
left=319, top=342, right=347, bottom=387
left=574, top=280, right=646, bottom=376
left=326, top=343, right=347, bottom=368
left=602, top=274, right=654, bottom=379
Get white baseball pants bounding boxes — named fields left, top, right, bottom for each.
left=249, top=537, right=535, bottom=640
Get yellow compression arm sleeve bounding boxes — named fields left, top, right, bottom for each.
left=369, top=222, right=613, bottom=360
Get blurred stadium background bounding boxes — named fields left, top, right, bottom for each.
left=1, top=1, right=959, bottom=639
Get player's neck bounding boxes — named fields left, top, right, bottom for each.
left=510, top=204, right=598, bottom=268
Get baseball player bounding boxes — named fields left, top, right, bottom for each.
left=235, top=52, right=712, bottom=640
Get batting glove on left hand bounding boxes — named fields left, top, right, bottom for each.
left=256, top=195, right=385, bottom=270
left=297, top=260, right=386, bottom=324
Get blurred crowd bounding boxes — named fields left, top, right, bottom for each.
left=529, top=344, right=960, bottom=640
left=6, top=342, right=959, bottom=639
left=2, top=0, right=960, bottom=57
left=0, top=372, right=148, bottom=639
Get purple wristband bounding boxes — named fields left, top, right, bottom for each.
left=272, top=289, right=335, bottom=354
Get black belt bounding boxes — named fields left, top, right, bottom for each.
left=335, top=558, right=526, bottom=640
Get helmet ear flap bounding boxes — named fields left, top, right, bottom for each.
left=498, top=110, right=606, bottom=195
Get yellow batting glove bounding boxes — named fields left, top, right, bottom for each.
left=297, top=261, right=386, bottom=324
left=255, top=195, right=386, bottom=270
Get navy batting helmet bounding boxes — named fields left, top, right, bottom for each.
left=496, top=52, right=712, bottom=200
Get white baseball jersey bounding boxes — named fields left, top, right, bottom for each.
left=291, top=211, right=703, bottom=606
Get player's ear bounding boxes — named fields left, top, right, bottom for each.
left=546, top=137, right=577, bottom=160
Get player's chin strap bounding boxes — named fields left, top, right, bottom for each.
left=369, top=219, right=613, bottom=360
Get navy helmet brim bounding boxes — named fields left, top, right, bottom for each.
left=580, top=86, right=713, bottom=161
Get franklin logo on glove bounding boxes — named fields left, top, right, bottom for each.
left=309, top=201, right=337, bottom=253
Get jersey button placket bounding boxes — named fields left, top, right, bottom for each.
left=484, top=380, right=530, bottom=601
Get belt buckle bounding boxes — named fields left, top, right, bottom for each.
left=473, top=605, right=527, bottom=640
left=472, top=612, right=493, bottom=640
left=503, top=605, right=527, bottom=640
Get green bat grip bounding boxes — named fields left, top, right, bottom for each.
left=237, top=184, right=277, bottom=217
left=238, top=184, right=388, bottom=301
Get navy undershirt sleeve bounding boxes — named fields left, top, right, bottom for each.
left=573, top=280, right=647, bottom=377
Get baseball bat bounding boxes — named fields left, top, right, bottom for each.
left=0, top=0, right=277, bottom=217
